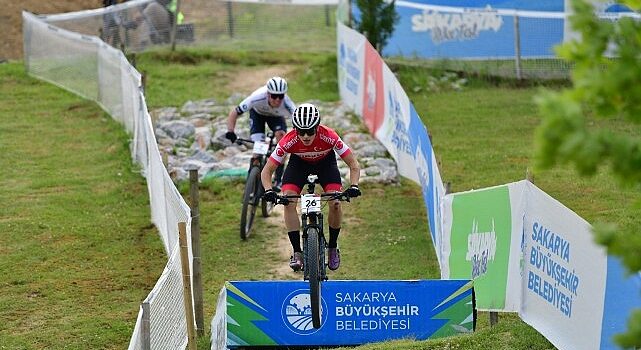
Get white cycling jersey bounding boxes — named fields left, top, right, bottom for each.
left=235, top=86, right=296, bottom=117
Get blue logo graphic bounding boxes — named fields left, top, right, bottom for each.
left=281, top=289, right=327, bottom=335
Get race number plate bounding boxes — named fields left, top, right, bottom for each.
left=252, top=141, right=269, bottom=155
left=301, top=194, right=321, bottom=214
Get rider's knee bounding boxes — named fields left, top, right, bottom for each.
left=330, top=201, right=342, bottom=211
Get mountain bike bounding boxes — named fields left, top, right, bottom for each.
left=275, top=175, right=353, bottom=329
left=235, top=132, right=277, bottom=240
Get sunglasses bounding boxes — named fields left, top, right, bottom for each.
left=270, top=93, right=285, bottom=100
left=296, top=128, right=317, bottom=136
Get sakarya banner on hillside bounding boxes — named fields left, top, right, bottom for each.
left=351, top=0, right=565, bottom=59
left=338, top=22, right=445, bottom=267
left=440, top=180, right=641, bottom=349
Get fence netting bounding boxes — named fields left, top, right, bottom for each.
left=23, top=9, right=194, bottom=350
left=38, top=0, right=338, bottom=53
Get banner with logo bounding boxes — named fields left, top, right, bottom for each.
left=441, top=181, right=526, bottom=311
left=337, top=23, right=366, bottom=114
left=222, top=280, right=474, bottom=347
left=520, top=181, right=607, bottom=350
left=338, top=22, right=444, bottom=260
left=407, top=103, right=445, bottom=267
left=350, top=0, right=565, bottom=59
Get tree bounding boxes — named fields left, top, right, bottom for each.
left=353, top=0, right=400, bottom=53
left=535, top=0, right=641, bottom=346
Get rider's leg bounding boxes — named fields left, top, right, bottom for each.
left=284, top=196, right=303, bottom=271
left=319, top=153, right=344, bottom=270
left=284, top=194, right=301, bottom=233
left=327, top=200, right=343, bottom=271
left=281, top=156, right=304, bottom=270
left=327, top=200, right=342, bottom=247
left=271, top=125, right=288, bottom=188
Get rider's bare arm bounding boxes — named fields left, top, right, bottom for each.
left=226, top=108, right=239, bottom=132
left=342, top=152, right=360, bottom=187
left=261, top=159, right=278, bottom=190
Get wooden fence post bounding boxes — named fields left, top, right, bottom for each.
left=226, top=1, right=234, bottom=38
left=170, top=0, right=182, bottom=51
left=514, top=13, right=522, bottom=80
left=189, top=169, right=204, bottom=336
left=141, top=302, right=151, bottom=350
left=490, top=311, right=499, bottom=326
left=178, top=222, right=197, bottom=350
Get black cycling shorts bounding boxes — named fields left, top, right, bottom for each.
left=282, top=152, right=342, bottom=194
left=249, top=109, right=287, bottom=136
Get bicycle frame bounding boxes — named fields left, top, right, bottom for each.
left=237, top=131, right=277, bottom=171
left=277, top=174, right=350, bottom=329
left=236, top=132, right=277, bottom=239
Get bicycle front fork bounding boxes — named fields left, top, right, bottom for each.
left=302, top=226, right=328, bottom=281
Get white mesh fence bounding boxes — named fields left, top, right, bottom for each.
left=147, top=247, right=190, bottom=350
left=128, top=306, right=145, bottom=350
left=38, top=0, right=338, bottom=53
left=23, top=10, right=194, bottom=350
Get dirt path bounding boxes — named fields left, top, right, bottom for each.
left=225, top=65, right=297, bottom=95
left=231, top=65, right=300, bottom=280
left=2, top=1, right=102, bottom=61
left=264, top=205, right=301, bottom=280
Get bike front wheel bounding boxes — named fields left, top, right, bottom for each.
left=306, top=227, right=322, bottom=329
left=261, top=193, right=274, bottom=217
left=240, top=167, right=260, bottom=240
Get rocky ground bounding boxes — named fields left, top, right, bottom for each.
left=151, top=97, right=400, bottom=186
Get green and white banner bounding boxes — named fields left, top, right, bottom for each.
left=442, top=181, right=526, bottom=311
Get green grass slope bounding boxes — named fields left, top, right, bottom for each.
left=2, top=48, right=638, bottom=349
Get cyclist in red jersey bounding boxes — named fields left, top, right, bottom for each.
left=261, top=103, right=361, bottom=271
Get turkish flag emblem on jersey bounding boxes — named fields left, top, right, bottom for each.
left=276, top=148, right=285, bottom=157
left=361, top=41, right=384, bottom=135
left=336, top=140, right=344, bottom=150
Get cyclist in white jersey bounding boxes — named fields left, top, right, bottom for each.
left=225, top=76, right=296, bottom=190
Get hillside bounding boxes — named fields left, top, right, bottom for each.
left=1, top=0, right=102, bottom=60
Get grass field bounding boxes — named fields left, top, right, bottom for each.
left=2, top=48, right=638, bottom=349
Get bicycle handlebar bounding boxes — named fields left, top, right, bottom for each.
left=274, top=191, right=352, bottom=206
left=234, top=131, right=276, bottom=146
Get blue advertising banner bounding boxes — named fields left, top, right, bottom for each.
left=406, top=103, right=444, bottom=264
left=600, top=257, right=641, bottom=349
left=351, top=0, right=565, bottom=59
left=225, top=280, right=474, bottom=347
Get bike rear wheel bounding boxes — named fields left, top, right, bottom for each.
left=240, top=167, right=260, bottom=240
left=306, top=227, right=322, bottom=329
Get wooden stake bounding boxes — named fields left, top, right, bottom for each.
left=142, top=302, right=150, bottom=350
left=178, top=222, right=197, bottom=350
left=189, top=169, right=204, bottom=336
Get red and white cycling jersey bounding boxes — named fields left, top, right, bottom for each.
left=269, top=125, right=352, bottom=165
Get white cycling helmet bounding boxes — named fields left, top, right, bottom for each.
left=266, top=76, right=288, bottom=94
left=292, top=103, right=321, bottom=130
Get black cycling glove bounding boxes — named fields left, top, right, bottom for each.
left=345, top=185, right=361, bottom=198
left=225, top=131, right=237, bottom=143
left=263, top=189, right=278, bottom=203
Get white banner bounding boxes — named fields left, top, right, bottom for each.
left=520, top=181, right=607, bottom=350
left=337, top=22, right=365, bottom=114
left=379, top=64, right=419, bottom=182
